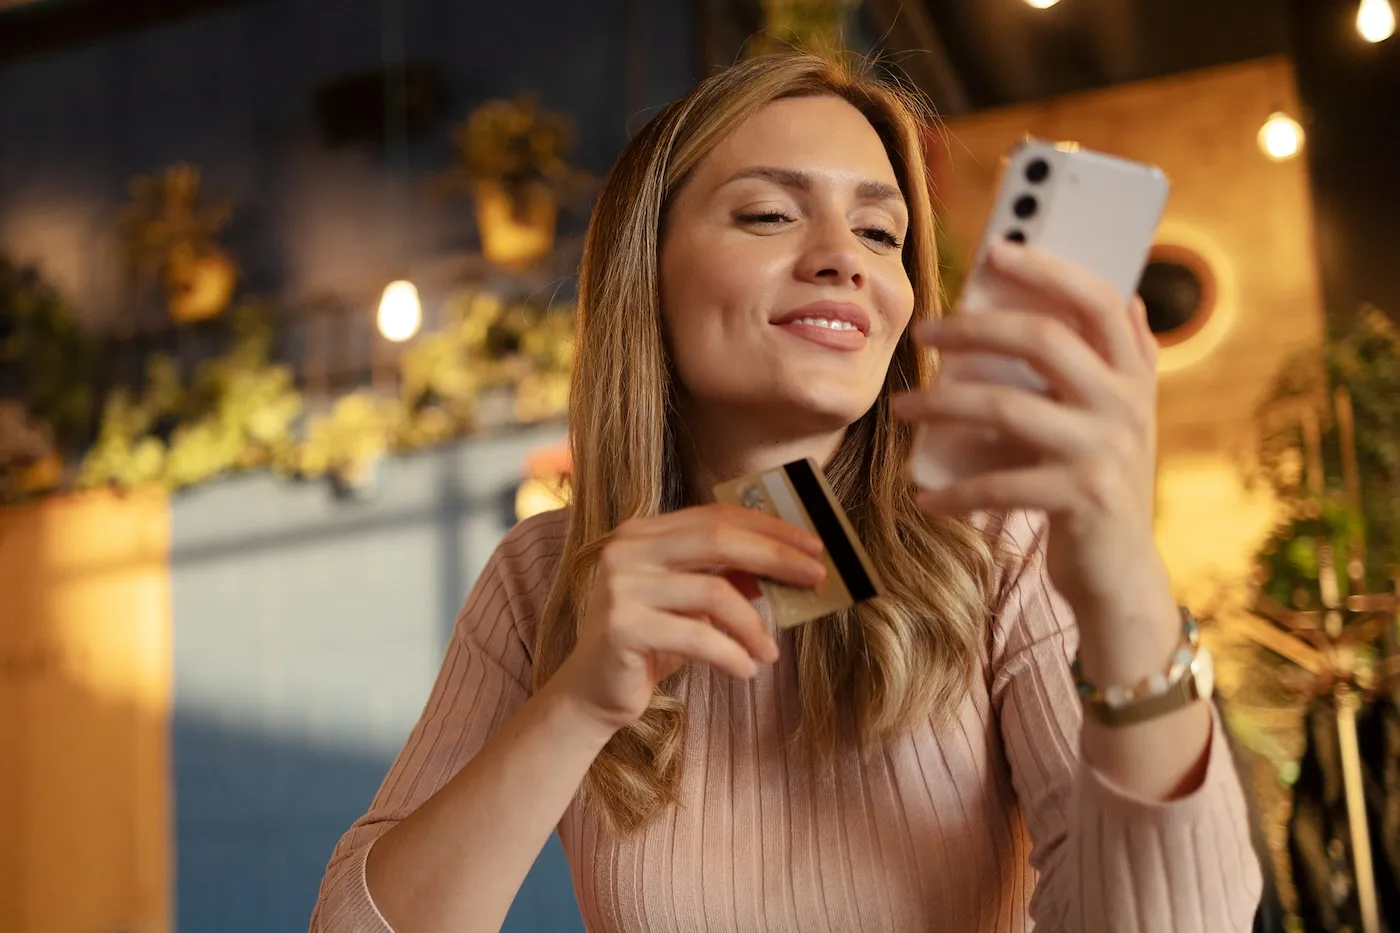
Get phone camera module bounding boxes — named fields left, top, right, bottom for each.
left=1025, top=158, right=1050, bottom=183
left=1005, top=229, right=1027, bottom=243
left=1013, top=195, right=1038, bottom=219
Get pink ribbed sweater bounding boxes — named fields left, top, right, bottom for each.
left=311, top=508, right=1262, bottom=932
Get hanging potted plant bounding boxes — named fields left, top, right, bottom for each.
left=446, top=95, right=591, bottom=269
left=119, top=163, right=238, bottom=323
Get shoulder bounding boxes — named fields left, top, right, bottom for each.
left=965, top=510, right=1051, bottom=593
left=965, top=510, right=1075, bottom=662
left=495, top=507, right=570, bottom=573
left=483, top=508, right=570, bottom=636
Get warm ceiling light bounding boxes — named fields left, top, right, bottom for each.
left=376, top=279, right=422, bottom=342
left=1025, top=0, right=1061, bottom=7
left=1257, top=112, right=1304, bottom=162
left=1358, top=0, right=1396, bottom=42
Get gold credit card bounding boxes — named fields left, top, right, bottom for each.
left=713, top=457, right=884, bottom=628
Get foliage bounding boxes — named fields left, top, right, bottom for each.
left=1254, top=499, right=1367, bottom=611
left=752, top=0, right=861, bottom=56
left=287, top=392, right=402, bottom=492
left=397, top=289, right=574, bottom=434
left=0, top=256, right=99, bottom=455
left=1223, top=308, right=1400, bottom=925
left=77, top=303, right=302, bottom=491
left=446, top=95, right=592, bottom=216
left=119, top=163, right=238, bottom=321
left=0, top=402, right=62, bottom=499
left=119, top=163, right=232, bottom=279
left=59, top=289, right=574, bottom=500
left=1249, top=307, right=1400, bottom=598
left=2, top=155, right=582, bottom=503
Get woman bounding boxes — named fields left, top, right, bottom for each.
left=312, top=53, right=1261, bottom=932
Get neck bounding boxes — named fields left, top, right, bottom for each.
left=677, top=400, right=848, bottom=504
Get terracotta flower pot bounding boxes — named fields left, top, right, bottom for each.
left=474, top=182, right=557, bottom=269
left=166, top=248, right=237, bottom=323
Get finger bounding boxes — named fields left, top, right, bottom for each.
left=915, top=466, right=1077, bottom=515
left=631, top=572, right=778, bottom=662
left=985, top=241, right=1140, bottom=373
left=912, top=311, right=1122, bottom=411
left=1129, top=295, right=1160, bottom=369
left=624, top=503, right=825, bottom=556
left=625, top=609, right=760, bottom=680
left=613, top=519, right=827, bottom=586
left=892, top=383, right=1102, bottom=460
left=722, top=569, right=763, bottom=602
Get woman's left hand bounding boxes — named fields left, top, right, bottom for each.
left=891, top=240, right=1178, bottom=673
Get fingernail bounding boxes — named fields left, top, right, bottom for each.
left=805, top=560, right=827, bottom=583
left=800, top=533, right=825, bottom=554
left=765, top=638, right=781, bottom=662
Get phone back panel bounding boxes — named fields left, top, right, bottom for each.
left=910, top=140, right=1170, bottom=491
left=975, top=140, right=1170, bottom=299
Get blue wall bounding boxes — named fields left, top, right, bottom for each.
left=169, top=423, right=574, bottom=932
left=0, top=0, right=697, bottom=325
left=1, top=5, right=695, bottom=927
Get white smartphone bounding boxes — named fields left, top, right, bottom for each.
left=909, top=138, right=1170, bottom=491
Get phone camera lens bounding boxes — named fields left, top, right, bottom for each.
left=1025, top=159, right=1050, bottom=183
left=1005, top=229, right=1027, bottom=243
left=1013, top=195, right=1038, bottom=219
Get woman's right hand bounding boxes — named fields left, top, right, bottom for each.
left=546, top=504, right=828, bottom=736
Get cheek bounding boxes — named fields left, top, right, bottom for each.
left=877, top=267, right=917, bottom=338
left=661, top=231, right=783, bottom=342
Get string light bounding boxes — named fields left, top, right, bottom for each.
left=1257, top=112, right=1304, bottom=162
left=376, top=280, right=421, bottom=342
left=1358, top=0, right=1396, bottom=42
left=1024, top=0, right=1061, bottom=7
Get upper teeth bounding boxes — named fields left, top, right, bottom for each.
left=794, top=317, right=858, bottom=331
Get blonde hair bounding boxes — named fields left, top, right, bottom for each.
left=534, top=52, right=995, bottom=831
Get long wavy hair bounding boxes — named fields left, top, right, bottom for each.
left=533, top=52, right=996, bottom=832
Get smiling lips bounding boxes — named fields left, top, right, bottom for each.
left=770, top=301, right=871, bottom=351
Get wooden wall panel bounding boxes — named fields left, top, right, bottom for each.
left=935, top=56, right=1326, bottom=606
left=0, top=489, right=171, bottom=933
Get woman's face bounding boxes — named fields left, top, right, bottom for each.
left=660, top=94, right=915, bottom=433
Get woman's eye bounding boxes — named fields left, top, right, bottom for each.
left=860, top=228, right=904, bottom=249
left=736, top=212, right=793, bottom=226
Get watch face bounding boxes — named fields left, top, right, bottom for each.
left=1193, top=647, right=1215, bottom=700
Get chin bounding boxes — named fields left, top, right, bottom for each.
left=774, top=387, right=879, bottom=432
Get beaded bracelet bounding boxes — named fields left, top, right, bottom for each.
left=1069, top=606, right=1201, bottom=712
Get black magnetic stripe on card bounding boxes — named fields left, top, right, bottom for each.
left=783, top=459, right=876, bottom=602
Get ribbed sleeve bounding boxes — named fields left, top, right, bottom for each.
left=988, top=510, right=1263, bottom=933
left=310, top=506, right=1263, bottom=933
left=308, top=510, right=567, bottom=932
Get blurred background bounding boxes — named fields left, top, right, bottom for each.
left=1, top=1, right=1398, bottom=931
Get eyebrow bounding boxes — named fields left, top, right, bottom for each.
left=720, top=166, right=905, bottom=205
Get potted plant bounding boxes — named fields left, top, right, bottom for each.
left=0, top=256, right=98, bottom=465
left=447, top=95, right=591, bottom=269
left=119, top=163, right=238, bottom=323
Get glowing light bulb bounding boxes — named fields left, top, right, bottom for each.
left=1257, top=112, right=1304, bottom=162
left=1358, top=0, right=1396, bottom=42
left=377, top=280, right=421, bottom=342
left=1025, top=0, right=1061, bottom=7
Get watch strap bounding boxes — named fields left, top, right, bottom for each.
left=1072, top=607, right=1214, bottom=727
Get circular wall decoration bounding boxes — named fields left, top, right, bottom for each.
left=1138, top=244, right=1217, bottom=348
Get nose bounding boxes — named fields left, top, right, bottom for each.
left=794, top=217, right=866, bottom=290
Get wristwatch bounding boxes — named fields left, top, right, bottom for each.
left=1071, top=607, right=1215, bottom=727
